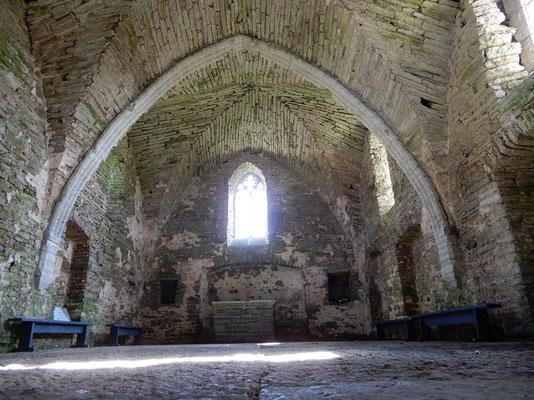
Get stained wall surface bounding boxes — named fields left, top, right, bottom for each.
left=0, top=0, right=533, bottom=350
left=0, top=0, right=48, bottom=349
left=140, top=154, right=367, bottom=343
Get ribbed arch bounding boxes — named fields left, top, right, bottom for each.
left=35, top=35, right=457, bottom=289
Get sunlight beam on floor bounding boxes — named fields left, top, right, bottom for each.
left=0, top=351, right=339, bottom=371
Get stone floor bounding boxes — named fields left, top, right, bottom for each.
left=0, top=341, right=533, bottom=399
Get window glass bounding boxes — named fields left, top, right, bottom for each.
left=234, top=174, right=267, bottom=241
left=227, top=164, right=268, bottom=246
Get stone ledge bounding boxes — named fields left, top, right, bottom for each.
left=212, top=300, right=275, bottom=308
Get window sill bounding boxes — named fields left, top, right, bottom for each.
left=228, top=237, right=269, bottom=247
left=327, top=300, right=353, bottom=306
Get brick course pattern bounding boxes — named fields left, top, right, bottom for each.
left=0, top=0, right=533, bottom=349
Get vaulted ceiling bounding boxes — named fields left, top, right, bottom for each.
left=24, top=0, right=465, bottom=289
left=127, top=50, right=366, bottom=225
left=26, top=0, right=458, bottom=201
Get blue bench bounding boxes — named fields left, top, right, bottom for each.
left=7, top=318, right=95, bottom=352
left=375, top=318, right=416, bottom=341
left=106, top=324, right=142, bottom=346
left=374, top=303, right=501, bottom=341
left=414, top=303, right=501, bottom=341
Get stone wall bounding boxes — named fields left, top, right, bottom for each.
left=24, top=0, right=460, bottom=221
left=0, top=0, right=49, bottom=350
left=503, top=0, right=534, bottom=72
left=444, top=0, right=532, bottom=334
left=361, top=135, right=449, bottom=323
left=59, top=139, right=144, bottom=343
left=140, top=153, right=367, bottom=343
left=493, top=73, right=534, bottom=334
left=1, top=130, right=144, bottom=350
left=0, top=0, right=533, bottom=348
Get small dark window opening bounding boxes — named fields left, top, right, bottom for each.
left=160, top=280, right=178, bottom=305
left=420, top=98, right=434, bottom=109
left=328, top=272, right=351, bottom=303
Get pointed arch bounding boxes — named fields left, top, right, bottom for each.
left=36, top=35, right=457, bottom=289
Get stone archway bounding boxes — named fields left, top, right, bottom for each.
left=36, top=35, right=457, bottom=289
left=63, top=220, right=90, bottom=321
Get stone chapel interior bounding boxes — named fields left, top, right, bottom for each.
left=0, top=0, right=533, bottom=348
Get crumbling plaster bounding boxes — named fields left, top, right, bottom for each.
left=140, top=153, right=368, bottom=342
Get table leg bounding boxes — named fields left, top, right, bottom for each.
left=377, top=326, right=385, bottom=340
left=418, top=318, right=431, bottom=341
left=133, top=332, right=142, bottom=345
left=474, top=309, right=490, bottom=341
left=406, top=319, right=416, bottom=341
left=72, top=325, right=89, bottom=348
left=107, top=325, right=120, bottom=346
left=13, top=321, right=35, bottom=352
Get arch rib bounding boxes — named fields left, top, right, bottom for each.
left=36, top=35, right=457, bottom=289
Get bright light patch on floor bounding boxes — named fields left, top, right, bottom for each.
left=0, top=351, right=339, bottom=371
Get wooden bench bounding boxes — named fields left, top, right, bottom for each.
left=7, top=318, right=95, bottom=352
left=106, top=324, right=142, bottom=346
left=413, top=303, right=501, bottom=341
left=375, top=318, right=416, bottom=341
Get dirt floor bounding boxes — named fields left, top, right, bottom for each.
left=0, top=341, right=533, bottom=399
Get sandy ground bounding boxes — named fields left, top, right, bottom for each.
left=0, top=341, right=533, bottom=399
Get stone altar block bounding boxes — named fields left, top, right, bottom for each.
left=212, top=300, right=275, bottom=343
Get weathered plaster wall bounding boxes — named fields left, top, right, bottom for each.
left=140, top=153, right=367, bottom=343
left=0, top=0, right=49, bottom=350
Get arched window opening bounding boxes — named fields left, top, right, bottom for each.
left=234, top=174, right=268, bottom=240
left=227, top=163, right=268, bottom=245
left=503, top=0, right=534, bottom=72
left=524, top=0, right=534, bottom=71
left=369, top=134, right=395, bottom=215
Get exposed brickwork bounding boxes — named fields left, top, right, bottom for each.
left=396, top=225, right=424, bottom=316
left=140, top=153, right=367, bottom=343
left=28, top=0, right=459, bottom=224
left=445, top=0, right=533, bottom=334
left=502, top=0, right=534, bottom=72
left=0, top=0, right=48, bottom=350
left=37, top=35, right=458, bottom=290
left=361, top=134, right=450, bottom=320
left=1, top=135, right=143, bottom=349
left=212, top=300, right=276, bottom=343
left=64, top=139, right=145, bottom=343
left=63, top=220, right=90, bottom=321
left=0, top=0, right=533, bottom=350
left=492, top=74, right=534, bottom=331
